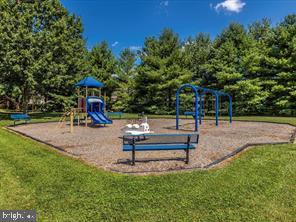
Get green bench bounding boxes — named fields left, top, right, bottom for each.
left=107, top=112, right=123, bottom=119
left=123, top=133, right=199, bottom=165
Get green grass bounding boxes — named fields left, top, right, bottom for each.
left=2, top=110, right=295, bottom=126
left=0, top=116, right=295, bottom=221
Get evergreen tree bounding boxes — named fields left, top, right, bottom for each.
left=204, top=23, right=268, bottom=113
left=0, top=3, right=294, bottom=116
left=184, top=33, right=212, bottom=85
left=88, top=41, right=118, bottom=109
left=266, top=15, right=296, bottom=114
left=135, top=29, right=191, bottom=114
left=118, top=48, right=137, bottom=82
left=112, top=48, right=137, bottom=111
left=245, top=18, right=275, bottom=113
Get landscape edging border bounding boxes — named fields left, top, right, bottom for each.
left=4, top=126, right=80, bottom=157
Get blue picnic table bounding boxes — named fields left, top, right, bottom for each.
left=10, top=114, right=30, bottom=126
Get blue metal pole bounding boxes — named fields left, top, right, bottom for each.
left=176, top=91, right=179, bottom=130
left=229, top=95, right=232, bottom=123
left=195, top=91, right=199, bottom=132
left=215, top=94, right=219, bottom=126
left=199, top=93, right=202, bottom=125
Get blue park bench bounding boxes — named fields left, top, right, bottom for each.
left=184, top=111, right=205, bottom=118
left=184, top=111, right=196, bottom=118
left=122, top=133, right=199, bottom=165
left=107, top=111, right=123, bottom=119
left=10, top=114, right=30, bottom=126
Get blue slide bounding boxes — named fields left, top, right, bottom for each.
left=86, top=96, right=113, bottom=125
left=95, top=111, right=112, bottom=124
left=88, top=111, right=112, bottom=125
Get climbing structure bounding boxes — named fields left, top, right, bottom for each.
left=176, top=84, right=232, bottom=131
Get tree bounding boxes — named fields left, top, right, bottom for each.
left=244, top=18, right=275, bottom=113
left=112, top=48, right=137, bottom=112
left=249, top=18, right=272, bottom=42
left=184, top=33, right=212, bottom=85
left=134, top=29, right=191, bottom=114
left=0, top=3, right=294, bottom=116
left=0, top=0, right=87, bottom=111
left=88, top=41, right=118, bottom=109
left=118, top=48, right=137, bottom=82
left=265, top=15, right=296, bottom=114
left=203, top=23, right=269, bottom=114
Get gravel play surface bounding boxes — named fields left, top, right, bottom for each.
left=9, top=119, right=295, bottom=174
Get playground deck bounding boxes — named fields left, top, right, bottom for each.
left=9, top=119, right=295, bottom=174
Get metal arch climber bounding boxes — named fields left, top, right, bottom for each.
left=176, top=84, right=199, bottom=131
left=176, top=84, right=233, bottom=132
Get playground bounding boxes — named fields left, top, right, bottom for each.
left=1, top=3, right=296, bottom=220
left=9, top=118, right=295, bottom=174
left=7, top=77, right=296, bottom=174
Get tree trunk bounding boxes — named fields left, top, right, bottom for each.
left=168, top=89, right=172, bottom=112
left=22, top=86, right=29, bottom=113
left=6, top=100, right=10, bottom=109
left=4, top=95, right=20, bottom=110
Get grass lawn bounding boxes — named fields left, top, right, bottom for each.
left=1, top=110, right=296, bottom=126
left=0, top=116, right=295, bottom=221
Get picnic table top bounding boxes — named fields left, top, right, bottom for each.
left=10, top=114, right=30, bottom=119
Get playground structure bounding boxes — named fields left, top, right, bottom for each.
left=176, top=84, right=232, bottom=131
left=59, top=76, right=113, bottom=133
left=86, top=96, right=112, bottom=125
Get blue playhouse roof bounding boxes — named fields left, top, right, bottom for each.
left=75, top=76, right=104, bottom=88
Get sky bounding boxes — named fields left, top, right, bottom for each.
left=61, top=0, right=296, bottom=56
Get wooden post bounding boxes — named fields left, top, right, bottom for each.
left=70, top=111, right=74, bottom=133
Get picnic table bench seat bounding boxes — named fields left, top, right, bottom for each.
left=184, top=111, right=196, bottom=117
left=184, top=111, right=205, bottom=118
left=10, top=114, right=30, bottom=126
left=122, top=133, right=199, bottom=165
